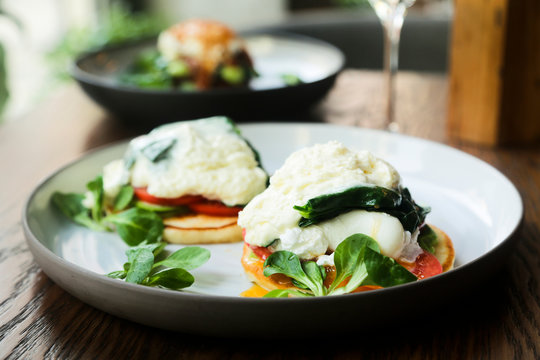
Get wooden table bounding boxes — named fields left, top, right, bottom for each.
left=1, top=70, right=539, bottom=359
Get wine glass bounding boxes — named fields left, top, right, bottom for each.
left=368, top=0, right=416, bottom=132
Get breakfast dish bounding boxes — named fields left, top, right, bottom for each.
left=239, top=141, right=455, bottom=296
left=54, top=116, right=268, bottom=245
left=23, top=123, right=522, bottom=335
left=122, top=19, right=257, bottom=90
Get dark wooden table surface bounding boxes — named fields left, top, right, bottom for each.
left=1, top=70, right=539, bottom=359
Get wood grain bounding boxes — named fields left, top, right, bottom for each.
left=1, top=72, right=539, bottom=359
left=447, top=0, right=540, bottom=145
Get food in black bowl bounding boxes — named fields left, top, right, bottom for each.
left=121, top=19, right=259, bottom=91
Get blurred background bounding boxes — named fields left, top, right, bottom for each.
left=0, top=0, right=452, bottom=123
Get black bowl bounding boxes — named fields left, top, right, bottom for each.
left=72, top=32, right=345, bottom=129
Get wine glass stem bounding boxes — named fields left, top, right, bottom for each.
left=382, top=15, right=403, bottom=131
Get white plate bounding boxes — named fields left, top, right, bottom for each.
left=23, top=123, right=523, bottom=336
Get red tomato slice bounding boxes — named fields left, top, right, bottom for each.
left=133, top=187, right=204, bottom=206
left=188, top=201, right=243, bottom=217
left=249, top=244, right=273, bottom=260
left=401, top=250, right=443, bottom=280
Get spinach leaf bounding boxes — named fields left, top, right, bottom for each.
left=114, top=185, right=134, bottom=211
left=294, top=186, right=429, bottom=233
left=145, top=268, right=194, bottom=289
left=263, top=251, right=326, bottom=296
left=385, top=188, right=430, bottom=232
left=125, top=246, right=154, bottom=284
left=294, top=186, right=402, bottom=227
left=153, top=246, right=211, bottom=270
left=417, top=225, right=438, bottom=254
left=86, top=175, right=105, bottom=223
left=104, top=208, right=164, bottom=246
left=141, top=138, right=176, bottom=162
left=51, top=192, right=105, bottom=231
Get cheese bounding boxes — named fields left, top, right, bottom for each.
left=103, top=117, right=267, bottom=206
left=238, top=141, right=419, bottom=262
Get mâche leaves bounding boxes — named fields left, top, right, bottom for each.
left=104, top=208, right=164, bottom=246
left=51, top=192, right=105, bottom=231
left=107, top=242, right=210, bottom=291
left=417, top=225, right=438, bottom=254
left=262, top=233, right=418, bottom=298
left=145, top=268, right=194, bottom=289
left=153, top=246, right=211, bottom=270
left=329, top=233, right=380, bottom=294
left=87, top=175, right=105, bottom=223
left=361, top=248, right=418, bottom=287
left=125, top=247, right=154, bottom=283
left=264, top=251, right=326, bottom=296
left=114, top=185, right=134, bottom=211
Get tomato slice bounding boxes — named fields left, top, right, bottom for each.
left=188, top=200, right=243, bottom=217
left=400, top=250, right=443, bottom=280
left=133, top=187, right=204, bottom=206
left=249, top=244, right=273, bottom=260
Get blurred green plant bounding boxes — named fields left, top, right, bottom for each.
left=47, top=2, right=166, bottom=83
left=332, top=0, right=370, bottom=7
left=0, top=2, right=22, bottom=121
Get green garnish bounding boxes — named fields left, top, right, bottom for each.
left=263, top=233, right=417, bottom=298
left=52, top=178, right=163, bottom=246
left=107, top=242, right=210, bottom=290
left=281, top=73, right=303, bottom=86
left=220, top=65, right=245, bottom=85
left=417, top=225, right=438, bottom=254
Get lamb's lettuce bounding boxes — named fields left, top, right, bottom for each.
left=263, top=233, right=417, bottom=298
left=107, top=242, right=210, bottom=290
left=52, top=178, right=163, bottom=246
left=417, top=225, right=438, bottom=254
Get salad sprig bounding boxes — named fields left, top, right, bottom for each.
left=52, top=175, right=165, bottom=246
left=107, top=242, right=210, bottom=290
left=263, top=233, right=417, bottom=298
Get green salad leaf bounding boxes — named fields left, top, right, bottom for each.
left=53, top=178, right=163, bottom=246
left=417, top=225, right=438, bottom=254
left=107, top=242, right=210, bottom=290
left=125, top=246, right=154, bottom=284
left=113, top=185, right=134, bottom=211
left=52, top=192, right=105, bottom=231
left=104, top=208, right=164, bottom=246
left=263, top=233, right=417, bottom=298
left=86, top=175, right=105, bottom=223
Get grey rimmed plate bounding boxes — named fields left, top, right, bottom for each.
left=72, top=33, right=345, bottom=128
left=23, top=123, right=523, bottom=337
